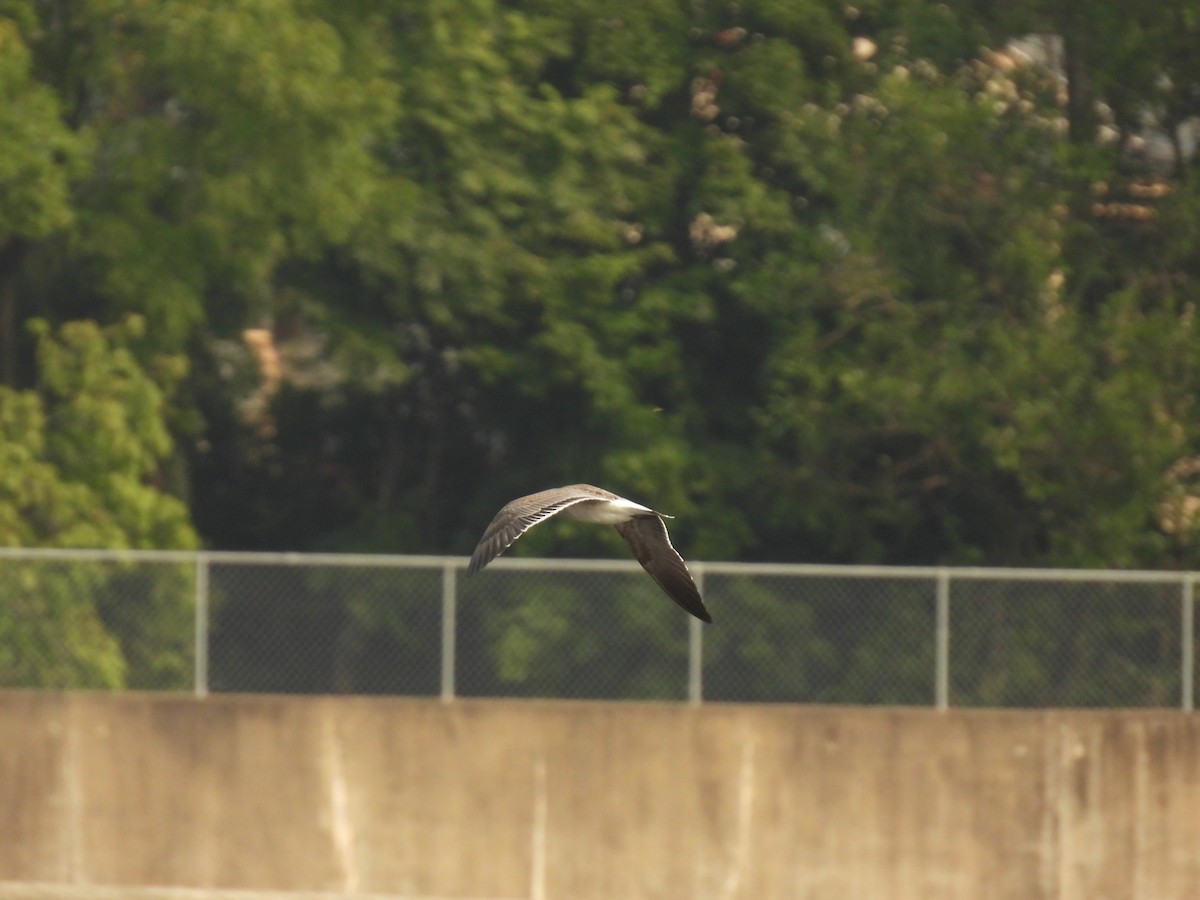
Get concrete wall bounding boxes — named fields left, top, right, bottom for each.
left=0, top=691, right=1197, bottom=900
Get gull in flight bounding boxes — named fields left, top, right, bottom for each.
left=468, top=484, right=712, bottom=623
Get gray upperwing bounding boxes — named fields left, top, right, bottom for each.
left=615, top=516, right=712, bottom=623
left=468, top=489, right=597, bottom=574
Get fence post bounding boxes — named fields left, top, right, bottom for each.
left=935, top=569, right=950, bottom=711
left=1184, top=576, right=1195, bottom=713
left=688, top=566, right=705, bottom=706
left=441, top=563, right=457, bottom=702
left=194, top=552, right=209, bottom=698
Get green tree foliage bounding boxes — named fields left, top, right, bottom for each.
left=0, top=17, right=80, bottom=241
left=0, top=0, right=396, bottom=351
left=0, top=317, right=193, bottom=547
left=0, top=318, right=196, bottom=687
left=3, top=0, right=1200, bottom=701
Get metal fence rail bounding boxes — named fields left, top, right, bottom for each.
left=0, top=547, right=1194, bottom=709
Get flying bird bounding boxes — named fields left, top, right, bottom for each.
left=468, top=484, right=712, bottom=623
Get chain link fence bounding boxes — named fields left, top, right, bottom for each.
left=0, top=548, right=1195, bottom=709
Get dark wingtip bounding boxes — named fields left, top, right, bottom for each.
left=677, top=591, right=713, bottom=624
left=466, top=551, right=487, bottom=575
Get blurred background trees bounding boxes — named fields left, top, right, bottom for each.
left=2, top=0, right=1199, bottom=697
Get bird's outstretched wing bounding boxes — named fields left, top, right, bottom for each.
left=468, top=488, right=598, bottom=574
left=615, top=515, right=712, bottom=623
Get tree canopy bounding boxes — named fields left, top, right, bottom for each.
left=2, top=0, right=1200, bottom=696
